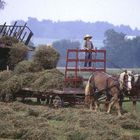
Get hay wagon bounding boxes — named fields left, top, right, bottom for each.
left=15, top=49, right=106, bottom=106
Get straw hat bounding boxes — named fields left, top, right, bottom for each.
left=84, top=34, right=92, bottom=40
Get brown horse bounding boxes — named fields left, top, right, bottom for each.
left=119, top=71, right=140, bottom=112
left=85, top=71, right=122, bottom=116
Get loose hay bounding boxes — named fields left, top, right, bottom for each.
left=14, top=60, right=43, bottom=74
left=0, top=102, right=139, bottom=140
left=33, top=45, right=60, bottom=69
left=0, top=69, right=64, bottom=97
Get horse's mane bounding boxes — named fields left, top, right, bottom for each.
left=134, top=74, right=140, bottom=87
left=119, top=70, right=133, bottom=89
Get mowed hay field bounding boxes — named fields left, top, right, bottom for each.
left=0, top=101, right=140, bottom=140
left=0, top=68, right=139, bottom=140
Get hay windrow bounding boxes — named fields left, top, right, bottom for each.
left=0, top=102, right=139, bottom=140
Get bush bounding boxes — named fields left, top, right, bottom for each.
left=14, top=60, right=43, bottom=74
left=8, top=42, right=28, bottom=69
left=33, top=45, right=60, bottom=69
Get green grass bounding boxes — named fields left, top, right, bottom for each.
left=123, top=100, right=140, bottom=115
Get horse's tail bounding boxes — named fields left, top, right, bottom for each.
left=85, top=74, right=93, bottom=96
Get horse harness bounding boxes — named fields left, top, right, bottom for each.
left=89, top=75, right=120, bottom=100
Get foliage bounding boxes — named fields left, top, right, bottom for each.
left=33, top=45, right=60, bottom=69
left=103, top=29, right=140, bottom=68
left=14, top=60, right=43, bottom=74
left=21, top=18, right=140, bottom=40
left=53, top=39, right=81, bottom=66
left=8, top=43, right=28, bottom=69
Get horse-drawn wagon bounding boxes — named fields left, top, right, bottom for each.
left=13, top=48, right=140, bottom=113
left=14, top=49, right=106, bottom=106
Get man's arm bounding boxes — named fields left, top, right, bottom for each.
left=84, top=41, right=87, bottom=49
left=91, top=42, right=94, bottom=49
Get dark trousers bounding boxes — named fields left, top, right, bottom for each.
left=84, top=52, right=92, bottom=67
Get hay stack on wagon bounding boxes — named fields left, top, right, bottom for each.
left=0, top=44, right=65, bottom=99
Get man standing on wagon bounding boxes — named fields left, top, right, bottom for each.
left=83, top=34, right=94, bottom=67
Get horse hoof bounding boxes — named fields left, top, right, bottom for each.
left=107, top=111, right=110, bottom=114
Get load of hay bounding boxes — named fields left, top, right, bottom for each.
left=0, top=36, right=19, bottom=47
left=0, top=44, right=84, bottom=99
left=14, top=60, right=43, bottom=74
left=32, top=45, right=60, bottom=69
left=0, top=36, right=28, bottom=70
left=0, top=44, right=64, bottom=96
left=20, top=69, right=64, bottom=92
left=8, top=42, right=28, bottom=69
left=0, top=69, right=64, bottom=97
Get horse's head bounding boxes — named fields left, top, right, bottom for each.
left=122, top=70, right=134, bottom=91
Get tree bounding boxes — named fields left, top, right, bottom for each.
left=103, top=29, right=140, bottom=68
left=0, top=0, right=5, bottom=9
left=53, top=39, right=81, bottom=66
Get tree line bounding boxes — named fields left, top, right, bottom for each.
left=15, top=17, right=140, bottom=40
left=103, top=29, right=140, bottom=68
left=52, top=29, right=140, bottom=68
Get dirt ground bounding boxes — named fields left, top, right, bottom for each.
left=0, top=101, right=140, bottom=140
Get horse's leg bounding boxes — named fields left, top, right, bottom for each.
left=114, top=100, right=122, bottom=117
left=85, top=96, right=90, bottom=108
left=132, top=100, right=136, bottom=114
left=94, top=100, right=99, bottom=112
left=107, top=96, right=122, bottom=117
left=107, top=98, right=115, bottom=114
left=119, top=91, right=124, bottom=112
left=89, top=96, right=94, bottom=110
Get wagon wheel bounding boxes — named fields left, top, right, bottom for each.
left=5, top=93, right=16, bottom=102
left=50, top=95, right=64, bottom=108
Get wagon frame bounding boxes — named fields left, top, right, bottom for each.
left=14, top=49, right=107, bottom=106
